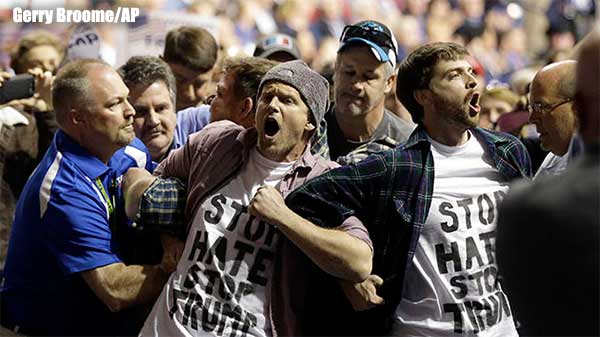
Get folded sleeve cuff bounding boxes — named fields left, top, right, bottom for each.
left=136, top=177, right=187, bottom=236
left=338, top=215, right=373, bottom=252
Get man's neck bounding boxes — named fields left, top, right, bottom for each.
left=424, top=122, right=470, bottom=147
left=257, top=143, right=306, bottom=163
left=153, top=142, right=173, bottom=163
left=64, top=128, right=115, bottom=164
left=84, top=146, right=114, bottom=164
left=89, top=146, right=116, bottom=164
left=554, top=139, right=571, bottom=157
left=334, top=105, right=385, bottom=142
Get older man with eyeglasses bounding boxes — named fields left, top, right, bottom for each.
left=528, top=60, right=584, bottom=178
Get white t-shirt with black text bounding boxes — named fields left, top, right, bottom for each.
left=394, top=132, right=517, bottom=337
left=140, top=148, right=295, bottom=337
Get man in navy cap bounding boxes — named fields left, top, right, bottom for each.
left=253, top=33, right=301, bottom=62
left=325, top=20, right=414, bottom=163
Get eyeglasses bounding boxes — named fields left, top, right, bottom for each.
left=528, top=98, right=572, bottom=115
left=340, top=24, right=395, bottom=51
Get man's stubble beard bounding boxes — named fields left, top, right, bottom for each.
left=117, top=128, right=135, bottom=148
left=432, top=94, right=477, bottom=129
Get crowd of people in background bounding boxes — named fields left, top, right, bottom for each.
left=0, top=0, right=596, bottom=79
left=0, top=0, right=598, bottom=336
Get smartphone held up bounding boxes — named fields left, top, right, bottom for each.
left=0, top=74, right=35, bottom=104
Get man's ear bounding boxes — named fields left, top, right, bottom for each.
left=69, top=107, right=85, bottom=126
left=414, top=89, right=430, bottom=107
left=304, top=119, right=316, bottom=133
left=236, top=97, right=256, bottom=128
left=384, top=74, right=396, bottom=95
left=239, top=97, right=254, bottom=120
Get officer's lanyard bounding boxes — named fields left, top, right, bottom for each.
left=94, top=177, right=115, bottom=217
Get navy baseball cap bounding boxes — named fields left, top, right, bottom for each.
left=338, top=20, right=399, bottom=68
left=253, top=33, right=301, bottom=61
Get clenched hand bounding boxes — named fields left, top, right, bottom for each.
left=248, top=184, right=290, bottom=226
left=160, top=234, right=185, bottom=274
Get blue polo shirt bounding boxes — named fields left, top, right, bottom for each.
left=0, top=130, right=153, bottom=335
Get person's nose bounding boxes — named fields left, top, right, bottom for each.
left=267, top=96, right=282, bottom=112
left=123, top=100, right=135, bottom=119
left=350, top=79, right=365, bottom=94
left=528, top=108, right=541, bottom=125
left=466, top=73, right=477, bottom=90
left=147, top=109, right=160, bottom=128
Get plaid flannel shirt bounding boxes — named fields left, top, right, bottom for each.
left=286, top=125, right=532, bottom=333
left=136, top=177, right=187, bottom=237
left=337, top=136, right=400, bottom=165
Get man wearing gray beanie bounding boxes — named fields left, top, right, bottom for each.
left=258, top=60, right=329, bottom=128
left=121, top=60, right=373, bottom=336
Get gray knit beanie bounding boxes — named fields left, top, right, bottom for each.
left=257, top=60, right=329, bottom=126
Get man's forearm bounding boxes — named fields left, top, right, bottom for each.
left=82, top=262, right=169, bottom=313
left=275, top=209, right=372, bottom=282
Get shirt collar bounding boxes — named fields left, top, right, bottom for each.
left=55, top=129, right=111, bottom=179
left=292, top=140, right=317, bottom=171
left=402, top=124, right=432, bottom=149
left=471, top=127, right=513, bottom=146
